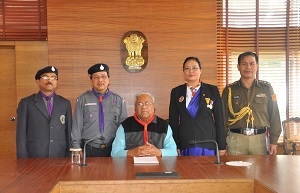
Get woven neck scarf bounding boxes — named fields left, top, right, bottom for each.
left=40, top=91, right=55, bottom=118
left=92, top=88, right=110, bottom=135
left=186, top=82, right=201, bottom=97
left=133, top=113, right=155, bottom=144
left=187, top=88, right=201, bottom=118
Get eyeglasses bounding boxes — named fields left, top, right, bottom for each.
left=92, top=75, right=108, bottom=80
left=184, top=67, right=199, bottom=72
left=40, top=76, right=58, bottom=81
left=136, top=101, right=152, bottom=108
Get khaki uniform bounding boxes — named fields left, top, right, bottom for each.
left=222, top=79, right=281, bottom=155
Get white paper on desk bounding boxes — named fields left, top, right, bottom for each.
left=226, top=161, right=252, bottom=166
left=134, top=156, right=159, bottom=164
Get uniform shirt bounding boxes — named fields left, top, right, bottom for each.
left=222, top=79, right=282, bottom=144
left=71, top=90, right=127, bottom=148
left=111, top=116, right=177, bottom=157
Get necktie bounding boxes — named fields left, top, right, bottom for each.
left=133, top=113, right=155, bottom=144
left=40, top=91, right=55, bottom=117
left=92, top=88, right=110, bottom=136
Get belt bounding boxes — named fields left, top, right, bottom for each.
left=230, top=128, right=267, bottom=136
left=84, top=140, right=111, bottom=149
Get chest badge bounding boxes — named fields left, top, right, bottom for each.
left=60, top=115, right=66, bottom=124
left=179, top=96, right=184, bottom=103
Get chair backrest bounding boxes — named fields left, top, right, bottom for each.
left=282, top=117, right=300, bottom=154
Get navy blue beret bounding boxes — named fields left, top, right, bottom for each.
left=35, top=66, right=58, bottom=80
left=88, top=63, right=109, bottom=75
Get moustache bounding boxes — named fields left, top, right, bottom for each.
left=46, top=82, right=53, bottom=85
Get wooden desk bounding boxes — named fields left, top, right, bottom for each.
left=0, top=155, right=299, bottom=193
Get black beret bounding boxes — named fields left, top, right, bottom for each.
left=35, top=66, right=58, bottom=80
left=88, top=63, right=109, bottom=75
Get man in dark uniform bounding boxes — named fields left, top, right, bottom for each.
left=16, top=66, right=72, bottom=158
left=71, top=63, right=127, bottom=157
left=222, top=51, right=282, bottom=155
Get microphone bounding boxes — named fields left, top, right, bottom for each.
left=80, top=137, right=99, bottom=166
left=188, top=140, right=223, bottom=165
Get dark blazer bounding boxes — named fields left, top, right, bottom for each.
left=16, top=92, right=72, bottom=158
left=169, top=83, right=226, bottom=150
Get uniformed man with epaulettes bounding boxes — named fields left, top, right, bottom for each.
left=222, top=51, right=281, bottom=155
left=71, top=63, right=128, bottom=157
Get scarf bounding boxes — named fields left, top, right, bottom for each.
left=92, top=88, right=110, bottom=135
left=187, top=88, right=201, bottom=118
left=133, top=113, right=155, bottom=144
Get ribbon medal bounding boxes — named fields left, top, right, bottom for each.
left=205, top=98, right=213, bottom=109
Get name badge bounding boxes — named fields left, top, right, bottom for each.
left=85, top=103, right=97, bottom=106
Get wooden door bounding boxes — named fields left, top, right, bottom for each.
left=0, top=45, right=17, bottom=159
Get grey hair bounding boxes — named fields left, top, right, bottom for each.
left=134, top=91, right=155, bottom=104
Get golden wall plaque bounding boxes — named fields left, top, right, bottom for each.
left=121, top=31, right=148, bottom=73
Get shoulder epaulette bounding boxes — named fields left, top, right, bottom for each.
left=227, top=80, right=239, bottom=87
left=258, top=80, right=271, bottom=86
left=258, top=80, right=272, bottom=90
left=77, top=90, right=90, bottom=98
left=110, top=91, right=123, bottom=99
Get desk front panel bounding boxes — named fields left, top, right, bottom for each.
left=0, top=156, right=299, bottom=192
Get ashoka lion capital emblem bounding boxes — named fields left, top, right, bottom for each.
left=121, top=31, right=148, bottom=73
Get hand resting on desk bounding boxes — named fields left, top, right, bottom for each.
left=127, top=142, right=162, bottom=157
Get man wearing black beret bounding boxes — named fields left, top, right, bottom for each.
left=71, top=63, right=128, bottom=157
left=16, top=66, right=72, bottom=158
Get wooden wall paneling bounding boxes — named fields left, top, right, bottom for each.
left=15, top=41, right=49, bottom=102
left=47, top=0, right=217, bottom=118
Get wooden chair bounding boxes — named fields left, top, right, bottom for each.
left=282, top=117, right=300, bottom=155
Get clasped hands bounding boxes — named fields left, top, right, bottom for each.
left=127, top=142, right=162, bottom=157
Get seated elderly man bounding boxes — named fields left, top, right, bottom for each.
left=111, top=91, right=177, bottom=157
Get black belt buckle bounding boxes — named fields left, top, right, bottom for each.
left=100, top=144, right=106, bottom=149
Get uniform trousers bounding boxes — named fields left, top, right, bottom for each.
left=227, top=131, right=267, bottom=155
